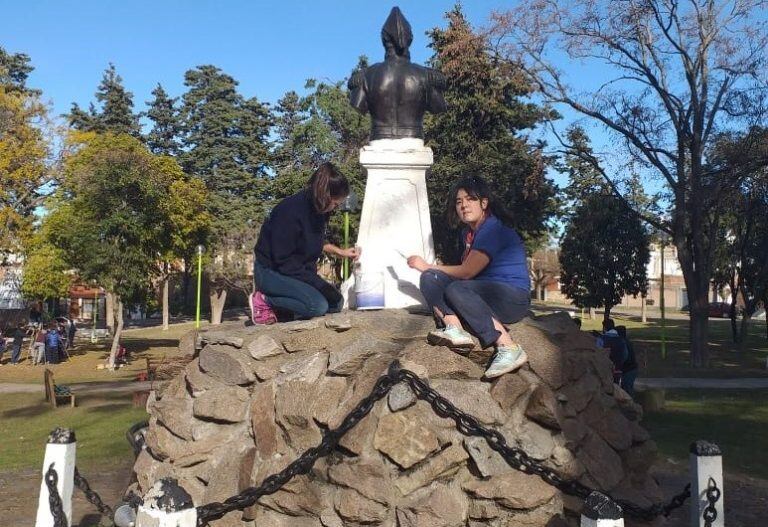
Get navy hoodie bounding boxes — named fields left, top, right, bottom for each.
left=255, top=189, right=330, bottom=289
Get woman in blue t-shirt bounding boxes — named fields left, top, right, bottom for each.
left=407, top=175, right=531, bottom=378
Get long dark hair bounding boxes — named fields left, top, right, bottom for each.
left=308, top=162, right=350, bottom=213
left=446, top=175, right=513, bottom=228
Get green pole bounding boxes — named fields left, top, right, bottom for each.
left=343, top=211, right=350, bottom=280
left=660, top=239, right=667, bottom=359
left=195, top=245, right=203, bottom=329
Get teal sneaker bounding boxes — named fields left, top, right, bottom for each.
left=484, top=343, right=528, bottom=378
left=427, top=325, right=474, bottom=349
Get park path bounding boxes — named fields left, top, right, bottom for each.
left=635, top=377, right=768, bottom=389
left=0, top=380, right=156, bottom=394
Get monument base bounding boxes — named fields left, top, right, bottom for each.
left=343, top=138, right=435, bottom=311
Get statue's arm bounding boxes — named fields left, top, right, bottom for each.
left=425, top=69, right=447, bottom=114
left=347, top=70, right=368, bottom=114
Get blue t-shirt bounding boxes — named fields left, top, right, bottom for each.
left=465, top=215, right=531, bottom=291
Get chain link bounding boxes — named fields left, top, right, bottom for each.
left=703, top=477, right=721, bottom=526
left=44, top=464, right=68, bottom=527
left=194, top=363, right=691, bottom=525
left=74, top=467, right=115, bottom=519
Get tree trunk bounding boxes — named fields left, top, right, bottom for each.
left=535, top=284, right=542, bottom=302
left=603, top=305, right=612, bottom=322
left=182, top=257, right=192, bottom=314
left=107, top=296, right=123, bottom=370
left=689, top=296, right=710, bottom=367
left=210, top=288, right=227, bottom=325
left=729, top=276, right=739, bottom=343
left=641, top=294, right=647, bottom=323
left=589, top=307, right=595, bottom=320
left=162, top=276, right=170, bottom=331
left=105, top=292, right=115, bottom=334
left=738, top=315, right=750, bottom=353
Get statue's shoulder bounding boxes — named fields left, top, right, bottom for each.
left=348, top=69, right=367, bottom=90
left=425, top=67, right=446, bottom=89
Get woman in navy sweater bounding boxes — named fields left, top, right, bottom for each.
left=252, top=163, right=359, bottom=323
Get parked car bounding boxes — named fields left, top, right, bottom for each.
left=679, top=302, right=740, bottom=318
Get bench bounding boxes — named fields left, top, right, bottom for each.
left=44, top=369, right=76, bottom=408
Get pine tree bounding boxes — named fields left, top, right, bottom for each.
left=68, top=64, right=141, bottom=136
left=558, top=126, right=607, bottom=214
left=426, top=6, right=558, bottom=261
left=0, top=46, right=39, bottom=95
left=145, top=83, right=181, bottom=156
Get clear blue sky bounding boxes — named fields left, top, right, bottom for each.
left=1, top=1, right=506, bottom=119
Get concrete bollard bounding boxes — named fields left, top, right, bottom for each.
left=136, top=478, right=196, bottom=527
left=690, top=440, right=724, bottom=527
left=36, top=428, right=76, bottom=527
left=580, top=491, right=624, bottom=527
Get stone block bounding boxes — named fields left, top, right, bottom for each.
left=374, top=409, right=440, bottom=469
left=396, top=483, right=468, bottom=527
left=192, top=385, right=249, bottom=423
left=464, top=436, right=510, bottom=477
left=202, top=331, right=244, bottom=348
left=198, top=344, right=255, bottom=386
left=461, top=470, right=557, bottom=509
left=334, top=487, right=388, bottom=524
left=248, top=334, right=283, bottom=360
left=579, top=431, right=625, bottom=491
left=525, top=384, right=560, bottom=430
left=508, top=323, right=566, bottom=389
left=328, top=460, right=391, bottom=505
left=328, top=337, right=401, bottom=376
left=388, top=382, right=417, bottom=412
left=430, top=379, right=508, bottom=425
left=394, top=444, right=469, bottom=495
left=400, top=343, right=484, bottom=379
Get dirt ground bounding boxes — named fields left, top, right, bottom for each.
left=2, top=459, right=766, bottom=526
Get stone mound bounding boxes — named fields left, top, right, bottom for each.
left=133, top=311, right=662, bottom=526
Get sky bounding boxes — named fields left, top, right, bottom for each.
left=1, top=1, right=505, bottom=120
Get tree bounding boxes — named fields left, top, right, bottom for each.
left=272, top=73, right=370, bottom=259
left=179, top=65, right=272, bottom=323
left=20, top=240, right=73, bottom=302
left=492, top=0, right=768, bottom=365
left=529, top=247, right=559, bottom=301
left=0, top=46, right=40, bottom=95
left=47, top=132, right=182, bottom=367
left=68, top=64, right=141, bottom=137
left=425, top=6, right=558, bottom=262
left=0, top=85, right=53, bottom=262
left=711, top=127, right=768, bottom=346
left=145, top=84, right=181, bottom=156
left=560, top=193, right=650, bottom=321
left=557, top=126, right=608, bottom=213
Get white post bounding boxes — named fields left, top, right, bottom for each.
left=136, top=478, right=197, bottom=527
left=581, top=491, right=624, bottom=527
left=690, top=440, right=724, bottom=527
left=36, top=428, right=76, bottom=527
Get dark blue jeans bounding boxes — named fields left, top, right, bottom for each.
left=419, top=270, right=531, bottom=348
left=11, top=343, right=22, bottom=364
left=254, top=262, right=342, bottom=320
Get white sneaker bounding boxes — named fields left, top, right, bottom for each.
left=484, top=344, right=528, bottom=378
left=427, top=325, right=474, bottom=349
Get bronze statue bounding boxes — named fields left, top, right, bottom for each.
left=348, top=7, right=447, bottom=141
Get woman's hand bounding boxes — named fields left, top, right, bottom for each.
left=338, top=246, right=361, bottom=261
left=407, top=255, right=431, bottom=272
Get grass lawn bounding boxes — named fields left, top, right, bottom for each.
left=0, top=391, right=148, bottom=471
left=0, top=320, right=200, bottom=384
left=562, top=310, right=768, bottom=378
left=642, top=389, right=768, bottom=480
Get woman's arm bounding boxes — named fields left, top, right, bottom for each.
left=407, top=250, right=489, bottom=280
left=323, top=243, right=361, bottom=260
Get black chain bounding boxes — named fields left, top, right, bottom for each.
left=45, top=464, right=68, bottom=527
left=74, top=467, right=115, bottom=519
left=703, top=477, right=721, bottom=526
left=195, top=362, right=690, bottom=526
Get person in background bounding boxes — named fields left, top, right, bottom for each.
left=596, top=319, right=628, bottom=383
left=252, top=162, right=360, bottom=323
left=0, top=328, right=6, bottom=364
left=45, top=322, right=62, bottom=365
left=33, top=326, right=47, bottom=365
left=615, top=325, right=639, bottom=397
left=67, top=318, right=77, bottom=349
left=407, top=175, right=531, bottom=379
left=10, top=323, right=27, bottom=365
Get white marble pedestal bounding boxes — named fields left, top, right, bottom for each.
left=343, top=138, right=435, bottom=310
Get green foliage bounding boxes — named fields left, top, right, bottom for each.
left=0, top=46, right=39, bottom=95
left=145, top=83, right=181, bottom=156
left=20, top=240, right=73, bottom=300
left=0, top=85, right=51, bottom=260
left=179, top=65, right=272, bottom=238
left=425, top=6, right=558, bottom=261
left=272, top=72, right=370, bottom=246
left=560, top=193, right=650, bottom=317
left=68, top=64, right=141, bottom=137
left=556, top=126, right=607, bottom=214
left=46, top=132, right=180, bottom=303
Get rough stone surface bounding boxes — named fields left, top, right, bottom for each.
left=374, top=409, right=440, bottom=469
left=133, top=312, right=660, bottom=526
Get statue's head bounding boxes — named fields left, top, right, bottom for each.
left=381, top=7, right=412, bottom=60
